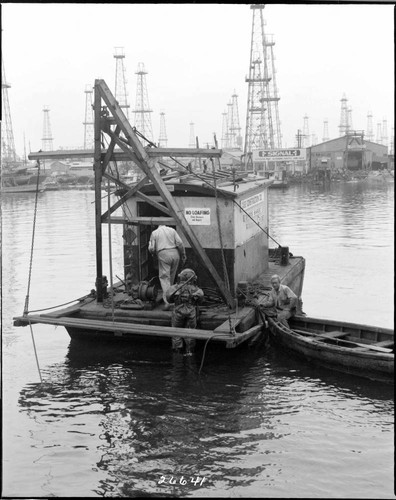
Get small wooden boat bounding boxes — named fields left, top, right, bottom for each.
left=267, top=315, right=394, bottom=383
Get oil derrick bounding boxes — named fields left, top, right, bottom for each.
left=322, top=119, right=329, bottom=142
left=302, top=114, right=310, bottom=147
left=376, top=123, right=382, bottom=144
left=221, top=111, right=228, bottom=148
left=225, top=101, right=233, bottom=148
left=133, top=62, right=153, bottom=144
left=267, top=35, right=282, bottom=148
left=114, top=47, right=130, bottom=120
left=227, top=92, right=242, bottom=148
left=381, top=119, right=388, bottom=148
left=390, top=128, right=394, bottom=155
left=83, top=84, right=94, bottom=150
left=42, top=106, right=54, bottom=151
left=338, top=94, right=349, bottom=136
left=158, top=112, right=168, bottom=147
left=1, top=56, right=17, bottom=164
left=244, top=4, right=282, bottom=162
left=366, top=111, right=374, bottom=142
left=189, top=122, right=195, bottom=147
left=295, top=129, right=303, bottom=148
left=347, top=106, right=353, bottom=131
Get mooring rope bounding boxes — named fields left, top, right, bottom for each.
left=23, top=161, right=41, bottom=316
left=28, top=319, right=43, bottom=383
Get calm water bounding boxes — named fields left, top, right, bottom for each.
left=1, top=181, right=394, bottom=498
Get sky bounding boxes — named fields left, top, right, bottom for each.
left=1, top=2, right=394, bottom=157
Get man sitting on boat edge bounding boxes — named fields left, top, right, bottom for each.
left=262, top=274, right=297, bottom=327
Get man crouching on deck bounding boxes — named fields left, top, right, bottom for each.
left=263, top=274, right=297, bottom=327
left=165, top=268, right=204, bottom=355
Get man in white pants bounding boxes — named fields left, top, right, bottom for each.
left=148, top=225, right=186, bottom=307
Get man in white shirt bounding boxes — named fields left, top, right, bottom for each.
left=148, top=225, right=186, bottom=306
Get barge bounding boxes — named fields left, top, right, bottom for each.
left=13, top=79, right=305, bottom=351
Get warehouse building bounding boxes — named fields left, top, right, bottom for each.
left=308, top=131, right=389, bottom=173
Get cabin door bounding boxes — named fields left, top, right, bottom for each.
left=138, top=224, right=152, bottom=281
left=137, top=201, right=167, bottom=282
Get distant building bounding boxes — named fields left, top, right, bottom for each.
left=308, top=132, right=388, bottom=172
left=67, top=161, right=94, bottom=177
left=221, top=149, right=243, bottom=169
left=49, top=160, right=69, bottom=175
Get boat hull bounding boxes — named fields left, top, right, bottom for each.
left=268, top=316, right=394, bottom=383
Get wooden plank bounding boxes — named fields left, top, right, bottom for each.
left=97, top=79, right=235, bottom=308
left=106, top=216, right=176, bottom=225
left=14, top=314, right=237, bottom=343
left=316, top=331, right=348, bottom=339
left=28, top=148, right=222, bottom=161
left=143, top=147, right=222, bottom=158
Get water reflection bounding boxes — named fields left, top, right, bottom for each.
left=17, top=340, right=393, bottom=496
left=4, top=183, right=394, bottom=497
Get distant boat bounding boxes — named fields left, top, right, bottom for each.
left=1, top=183, right=46, bottom=194
left=267, top=315, right=394, bottom=383
left=1, top=162, right=47, bottom=193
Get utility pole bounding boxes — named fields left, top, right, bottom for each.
left=133, top=62, right=153, bottom=144
left=83, top=84, right=94, bottom=150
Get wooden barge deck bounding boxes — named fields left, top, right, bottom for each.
left=15, top=255, right=305, bottom=348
